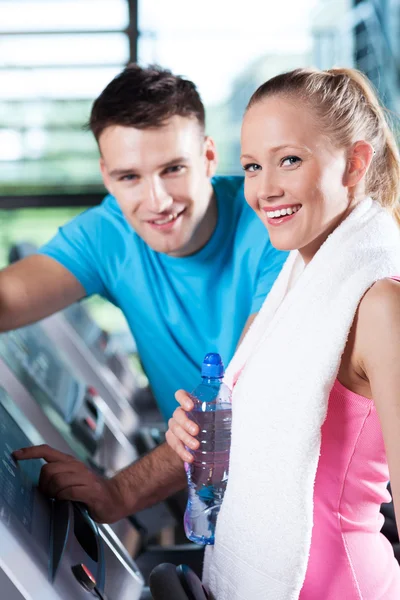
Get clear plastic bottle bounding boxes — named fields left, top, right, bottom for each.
left=183, top=353, right=232, bottom=545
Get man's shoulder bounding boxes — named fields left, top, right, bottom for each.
left=79, top=194, right=131, bottom=235
left=53, top=193, right=138, bottom=262
left=212, top=175, right=244, bottom=203
left=215, top=177, right=269, bottom=235
left=94, top=193, right=125, bottom=222
left=213, top=174, right=257, bottom=227
left=211, top=177, right=283, bottom=277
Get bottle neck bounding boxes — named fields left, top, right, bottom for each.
left=201, top=376, right=223, bottom=385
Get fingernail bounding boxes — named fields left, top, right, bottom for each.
left=189, top=440, right=198, bottom=449
left=189, top=425, right=197, bottom=434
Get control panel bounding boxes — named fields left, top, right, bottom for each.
left=0, top=387, right=144, bottom=599
left=0, top=325, right=105, bottom=454
left=0, top=393, right=42, bottom=532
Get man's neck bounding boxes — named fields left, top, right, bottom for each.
left=173, top=181, right=217, bottom=257
left=195, top=183, right=218, bottom=251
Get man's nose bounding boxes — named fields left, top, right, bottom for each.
left=146, top=179, right=174, bottom=213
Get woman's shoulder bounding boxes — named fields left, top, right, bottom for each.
left=359, top=277, right=400, bottom=318
left=356, top=277, right=400, bottom=366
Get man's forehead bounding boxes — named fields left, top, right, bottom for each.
left=99, top=119, right=203, bottom=171
left=100, top=118, right=203, bottom=166
left=101, top=117, right=201, bottom=145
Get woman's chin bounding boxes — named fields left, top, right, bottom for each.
left=269, top=237, right=298, bottom=252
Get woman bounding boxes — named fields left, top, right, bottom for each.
left=166, top=67, right=400, bottom=599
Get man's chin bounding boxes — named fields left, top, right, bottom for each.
left=133, top=216, right=195, bottom=256
left=143, top=233, right=188, bottom=257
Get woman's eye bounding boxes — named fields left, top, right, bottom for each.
left=242, top=163, right=261, bottom=173
left=281, top=156, right=302, bottom=167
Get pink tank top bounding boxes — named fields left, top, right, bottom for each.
left=300, top=378, right=400, bottom=599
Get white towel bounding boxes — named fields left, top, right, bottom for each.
left=203, top=197, right=400, bottom=600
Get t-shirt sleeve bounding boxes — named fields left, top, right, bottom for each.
left=251, top=242, right=288, bottom=314
left=38, top=207, right=107, bottom=298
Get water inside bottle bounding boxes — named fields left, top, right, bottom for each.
left=184, top=408, right=231, bottom=544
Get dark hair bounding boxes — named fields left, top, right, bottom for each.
left=87, top=63, right=205, bottom=141
left=247, top=67, right=400, bottom=223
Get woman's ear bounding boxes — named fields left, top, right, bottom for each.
left=344, top=140, right=374, bottom=188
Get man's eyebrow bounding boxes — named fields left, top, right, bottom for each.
left=159, top=156, right=191, bottom=168
left=109, top=168, right=137, bottom=178
left=109, top=156, right=191, bottom=178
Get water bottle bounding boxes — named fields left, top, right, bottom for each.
left=184, top=352, right=232, bottom=545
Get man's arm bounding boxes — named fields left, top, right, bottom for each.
left=0, top=254, right=85, bottom=331
left=113, top=442, right=187, bottom=513
left=13, top=441, right=186, bottom=523
left=10, top=262, right=259, bottom=521
left=11, top=308, right=260, bottom=522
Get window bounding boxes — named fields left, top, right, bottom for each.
left=138, top=0, right=400, bottom=176
left=312, top=0, right=400, bottom=112
left=0, top=0, right=136, bottom=198
left=138, top=0, right=319, bottom=175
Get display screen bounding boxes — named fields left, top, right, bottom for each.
left=0, top=324, right=83, bottom=422
left=0, top=400, right=42, bottom=532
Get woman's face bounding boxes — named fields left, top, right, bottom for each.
left=241, top=95, right=353, bottom=263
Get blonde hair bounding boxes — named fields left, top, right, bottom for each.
left=247, top=67, right=400, bottom=225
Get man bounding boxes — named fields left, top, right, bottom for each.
left=10, top=65, right=287, bottom=522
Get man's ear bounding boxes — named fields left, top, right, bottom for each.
left=100, top=158, right=113, bottom=195
left=344, top=140, right=374, bottom=188
left=204, top=136, right=218, bottom=178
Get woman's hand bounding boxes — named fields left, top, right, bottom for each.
left=166, top=389, right=200, bottom=463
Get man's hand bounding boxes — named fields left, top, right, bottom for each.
left=13, top=441, right=187, bottom=523
left=13, top=445, right=127, bottom=523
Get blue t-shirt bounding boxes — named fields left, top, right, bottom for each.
left=39, top=176, right=287, bottom=420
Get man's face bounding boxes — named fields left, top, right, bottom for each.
left=99, top=116, right=217, bottom=257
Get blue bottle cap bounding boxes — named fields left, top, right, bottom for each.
left=201, top=352, right=224, bottom=378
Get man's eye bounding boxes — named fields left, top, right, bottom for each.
left=165, top=165, right=185, bottom=174
left=242, top=163, right=261, bottom=172
left=281, top=156, right=302, bottom=167
left=120, top=174, right=137, bottom=181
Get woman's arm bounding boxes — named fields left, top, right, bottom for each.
left=357, top=278, right=400, bottom=529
